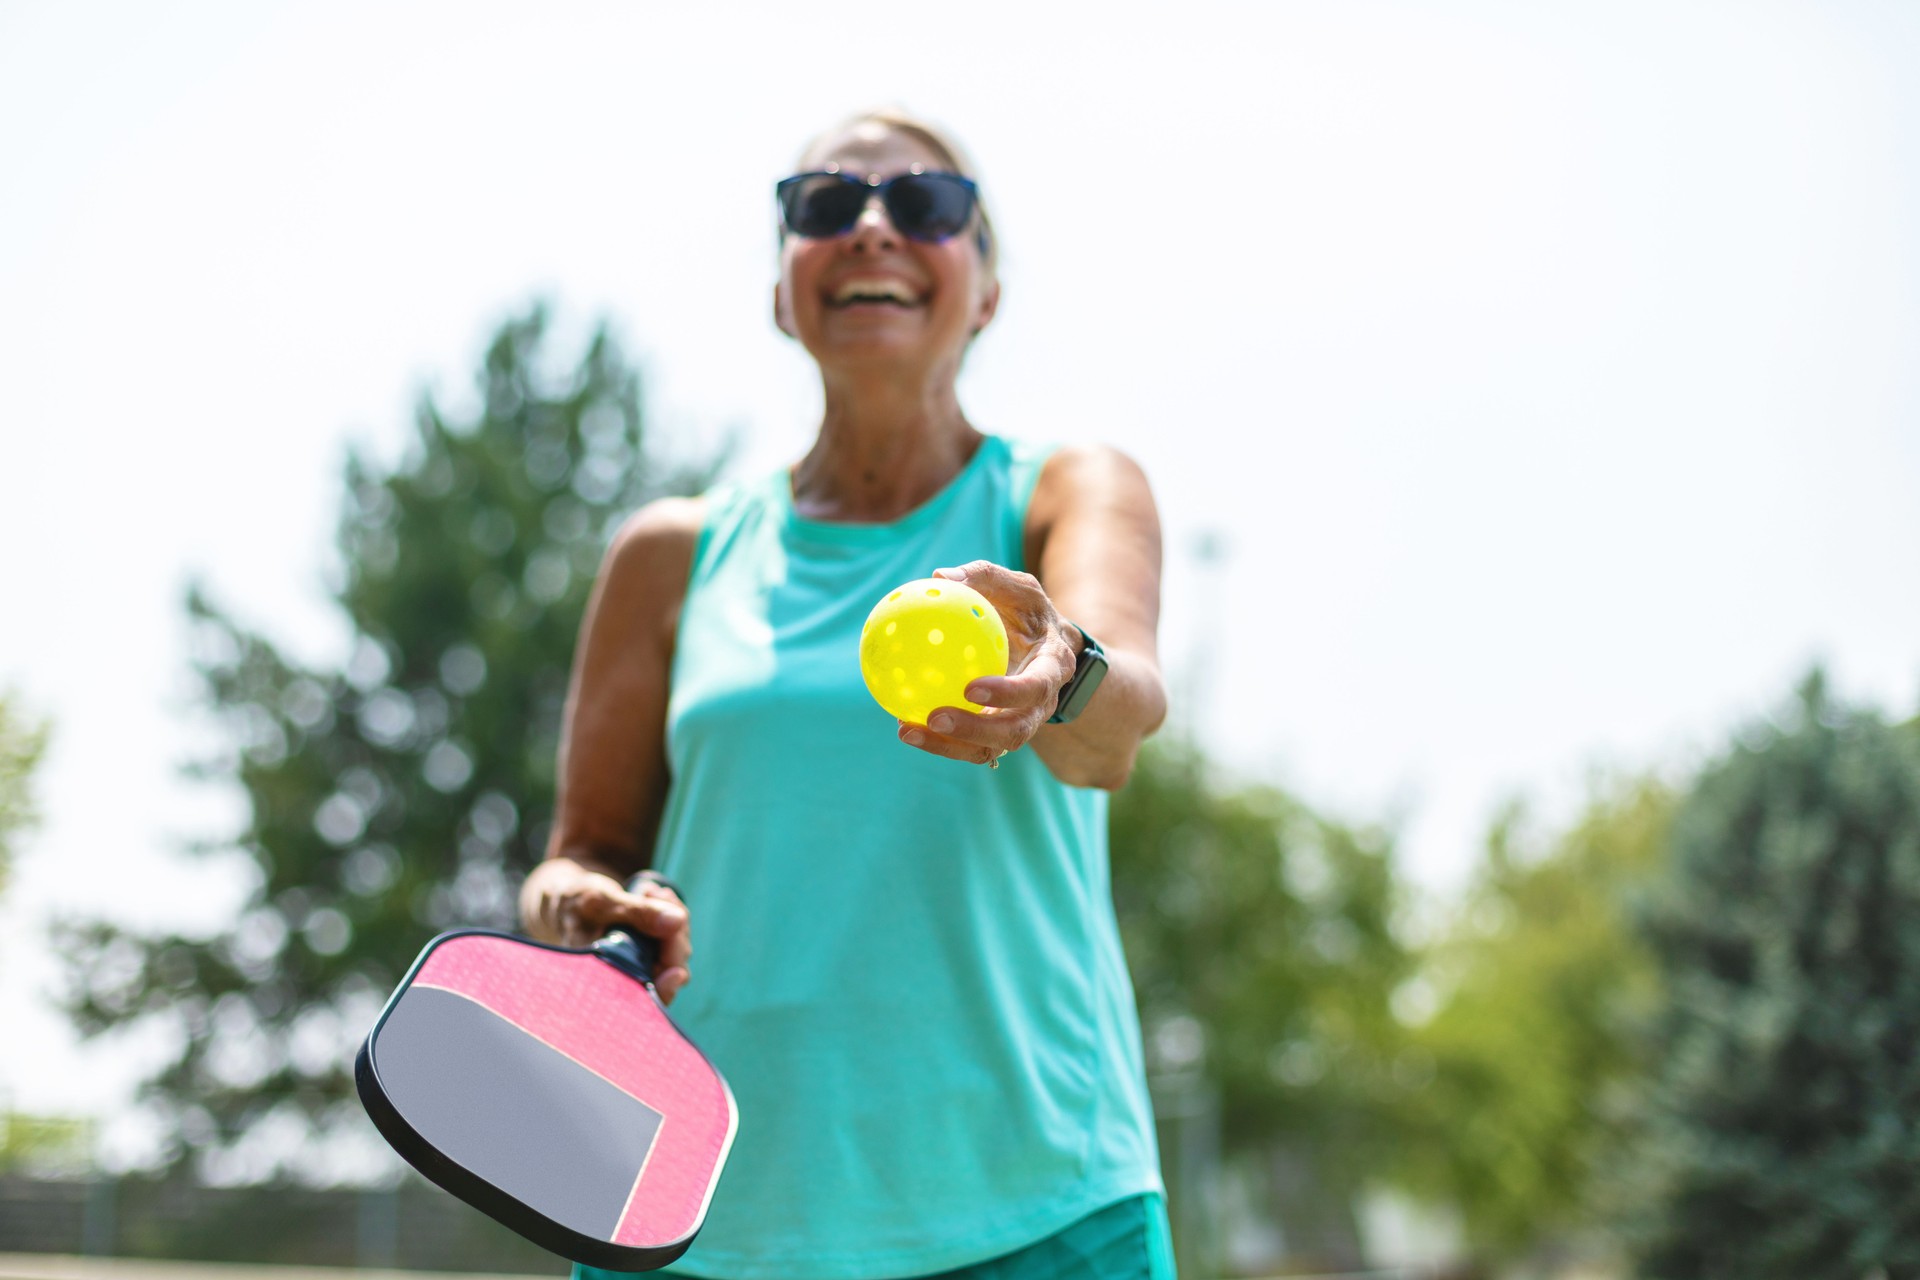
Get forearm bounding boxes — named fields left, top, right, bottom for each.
left=1030, top=647, right=1166, bottom=790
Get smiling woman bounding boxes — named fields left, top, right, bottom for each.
left=773, top=112, right=1002, bottom=400
left=523, top=106, right=1174, bottom=1280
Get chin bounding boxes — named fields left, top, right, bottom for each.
left=811, top=327, right=956, bottom=366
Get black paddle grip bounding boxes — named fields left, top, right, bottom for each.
left=589, top=871, right=684, bottom=987
left=592, top=928, right=659, bottom=983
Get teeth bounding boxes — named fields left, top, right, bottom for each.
left=831, top=278, right=920, bottom=305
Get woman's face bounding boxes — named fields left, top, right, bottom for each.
left=774, top=123, right=998, bottom=375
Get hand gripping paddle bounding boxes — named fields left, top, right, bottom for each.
left=355, top=895, right=736, bottom=1271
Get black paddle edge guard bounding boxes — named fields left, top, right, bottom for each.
left=353, top=928, right=707, bottom=1272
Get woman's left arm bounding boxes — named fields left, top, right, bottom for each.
left=904, top=445, right=1166, bottom=789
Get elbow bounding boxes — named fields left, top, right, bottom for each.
left=1065, top=742, right=1143, bottom=792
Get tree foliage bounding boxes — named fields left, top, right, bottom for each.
left=1392, top=776, right=1673, bottom=1258
left=1629, top=673, right=1920, bottom=1279
left=1110, top=739, right=1419, bottom=1265
left=57, top=307, right=717, bottom=1180
left=0, top=690, right=50, bottom=902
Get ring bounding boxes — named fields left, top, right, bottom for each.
left=988, top=750, right=1002, bottom=770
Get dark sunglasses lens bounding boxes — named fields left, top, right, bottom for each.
left=780, top=175, right=865, bottom=237
left=885, top=174, right=975, bottom=241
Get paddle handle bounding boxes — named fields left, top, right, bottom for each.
left=592, top=928, right=659, bottom=984
left=589, top=870, right=683, bottom=987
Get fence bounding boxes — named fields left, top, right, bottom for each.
left=0, top=1178, right=558, bottom=1275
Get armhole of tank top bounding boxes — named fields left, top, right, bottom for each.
left=665, top=483, right=735, bottom=691
left=683, top=483, right=733, bottom=587
left=1003, top=438, right=1056, bottom=575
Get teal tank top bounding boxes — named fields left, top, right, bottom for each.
left=643, top=435, right=1162, bottom=1278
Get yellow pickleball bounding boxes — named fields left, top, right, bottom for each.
left=859, top=577, right=1009, bottom=726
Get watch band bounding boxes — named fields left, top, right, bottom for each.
left=1047, top=622, right=1109, bottom=725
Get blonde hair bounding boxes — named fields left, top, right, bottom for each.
left=792, top=106, right=999, bottom=281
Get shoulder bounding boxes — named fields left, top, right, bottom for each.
left=1027, top=444, right=1157, bottom=531
left=597, top=495, right=709, bottom=622
left=608, top=494, right=707, bottom=562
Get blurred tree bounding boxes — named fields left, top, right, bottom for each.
left=0, top=1111, right=90, bottom=1174
left=0, top=690, right=50, bottom=903
left=56, top=306, right=720, bottom=1180
left=1629, top=672, right=1920, bottom=1279
left=1390, top=775, right=1674, bottom=1261
left=1110, top=739, right=1418, bottom=1272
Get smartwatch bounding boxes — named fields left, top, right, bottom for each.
left=1047, top=623, right=1109, bottom=725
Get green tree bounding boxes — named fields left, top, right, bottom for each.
left=1630, top=673, right=1920, bottom=1279
left=0, top=690, right=49, bottom=902
left=58, top=307, right=718, bottom=1180
left=0, top=1111, right=89, bottom=1174
left=0, top=690, right=65, bottom=1174
left=1393, top=776, right=1674, bottom=1260
left=1110, top=740, right=1418, bottom=1271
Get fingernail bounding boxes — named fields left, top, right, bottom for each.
left=966, top=686, right=992, bottom=705
left=903, top=729, right=925, bottom=746
left=930, top=713, right=953, bottom=733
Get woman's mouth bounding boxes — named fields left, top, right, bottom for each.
left=826, top=278, right=925, bottom=308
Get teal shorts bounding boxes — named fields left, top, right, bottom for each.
left=920, top=1194, right=1174, bottom=1280
left=577, top=1193, right=1176, bottom=1280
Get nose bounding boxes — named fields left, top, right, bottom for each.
left=847, top=191, right=900, bottom=251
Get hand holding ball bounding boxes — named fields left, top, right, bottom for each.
left=859, top=578, right=1009, bottom=726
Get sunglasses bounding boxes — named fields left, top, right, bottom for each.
left=776, top=168, right=982, bottom=246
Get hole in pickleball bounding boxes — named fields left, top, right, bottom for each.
left=926, top=587, right=940, bottom=597
left=928, top=629, right=944, bottom=645
left=971, top=606, right=982, bottom=617
left=963, top=645, right=977, bottom=662
left=885, top=621, right=897, bottom=637
left=889, top=591, right=901, bottom=601
left=892, top=668, right=906, bottom=683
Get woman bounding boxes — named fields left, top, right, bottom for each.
left=519, top=108, right=1172, bottom=1279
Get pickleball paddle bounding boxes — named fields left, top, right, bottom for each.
left=355, top=910, right=736, bottom=1271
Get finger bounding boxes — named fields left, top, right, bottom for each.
left=964, top=656, right=1073, bottom=713
left=624, top=881, right=693, bottom=971
left=931, top=561, right=1050, bottom=621
left=628, top=877, right=686, bottom=915
left=898, top=721, right=1007, bottom=767
left=653, top=917, right=693, bottom=973
left=931, top=560, right=1007, bottom=587
left=924, top=705, right=1032, bottom=753
left=578, top=886, right=689, bottom=940
left=654, top=966, right=691, bottom=1004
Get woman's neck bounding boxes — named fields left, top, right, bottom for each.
left=791, top=368, right=982, bottom=523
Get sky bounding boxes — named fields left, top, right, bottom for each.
left=2, top=0, right=1918, bottom=1153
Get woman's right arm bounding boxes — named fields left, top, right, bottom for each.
left=518, top=496, right=705, bottom=1002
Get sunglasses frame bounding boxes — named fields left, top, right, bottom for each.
left=775, top=166, right=985, bottom=252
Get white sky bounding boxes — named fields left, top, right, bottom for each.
left=3, top=0, right=1918, bottom=1140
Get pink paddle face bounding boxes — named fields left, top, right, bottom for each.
left=358, top=932, right=736, bottom=1269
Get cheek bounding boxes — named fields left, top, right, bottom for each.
left=779, top=245, right=833, bottom=322
left=953, top=238, right=994, bottom=293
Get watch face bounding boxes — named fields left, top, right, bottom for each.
left=1051, top=639, right=1109, bottom=725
